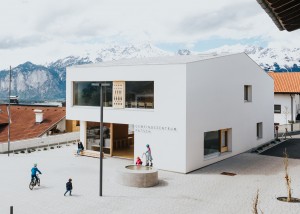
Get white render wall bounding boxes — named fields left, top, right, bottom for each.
left=186, top=53, right=274, bottom=172
left=66, top=54, right=274, bottom=173
left=66, top=64, right=187, bottom=173
left=274, top=94, right=300, bottom=125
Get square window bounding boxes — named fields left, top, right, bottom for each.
left=274, top=105, right=281, bottom=113
left=257, top=122, right=263, bottom=139
left=244, top=85, right=252, bottom=102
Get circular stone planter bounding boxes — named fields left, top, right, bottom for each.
left=117, top=165, right=158, bottom=187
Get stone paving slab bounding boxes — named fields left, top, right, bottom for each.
left=1, top=145, right=300, bottom=214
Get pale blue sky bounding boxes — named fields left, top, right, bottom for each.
left=157, top=37, right=268, bottom=52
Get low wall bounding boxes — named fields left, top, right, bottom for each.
left=0, top=132, right=80, bottom=153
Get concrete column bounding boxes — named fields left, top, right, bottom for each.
left=80, top=121, right=87, bottom=148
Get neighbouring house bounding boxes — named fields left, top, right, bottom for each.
left=66, top=53, right=274, bottom=173
left=0, top=105, right=66, bottom=143
left=268, top=72, right=300, bottom=125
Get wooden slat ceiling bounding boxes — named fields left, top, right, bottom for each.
left=257, top=0, right=300, bottom=31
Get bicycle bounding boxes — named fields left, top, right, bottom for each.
left=29, top=174, right=41, bottom=190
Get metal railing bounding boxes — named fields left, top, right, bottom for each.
left=0, top=132, right=80, bottom=154
left=275, top=123, right=300, bottom=135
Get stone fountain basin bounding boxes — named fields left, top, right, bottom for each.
left=117, top=165, right=158, bottom=187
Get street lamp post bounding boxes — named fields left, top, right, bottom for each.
left=91, top=82, right=110, bottom=197
left=8, top=66, right=12, bottom=156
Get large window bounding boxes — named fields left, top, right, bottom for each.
left=204, top=129, right=231, bottom=156
left=274, top=105, right=281, bottom=113
left=73, top=82, right=112, bottom=106
left=204, top=131, right=220, bottom=156
left=73, top=81, right=154, bottom=109
left=125, top=81, right=154, bottom=109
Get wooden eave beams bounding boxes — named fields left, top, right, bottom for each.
left=260, top=0, right=300, bottom=31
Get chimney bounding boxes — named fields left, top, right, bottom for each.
left=34, top=109, right=43, bottom=123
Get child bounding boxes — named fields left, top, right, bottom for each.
left=144, top=144, right=153, bottom=167
left=136, top=156, right=143, bottom=165
left=77, top=142, right=84, bottom=156
left=64, top=178, right=73, bottom=196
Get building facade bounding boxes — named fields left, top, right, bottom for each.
left=66, top=53, right=274, bottom=173
left=268, top=72, right=300, bottom=125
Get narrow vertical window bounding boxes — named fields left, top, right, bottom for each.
left=257, top=122, right=263, bottom=139
left=244, top=85, right=252, bottom=102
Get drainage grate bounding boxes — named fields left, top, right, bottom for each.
left=221, top=172, right=236, bottom=176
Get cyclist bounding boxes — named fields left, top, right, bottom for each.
left=31, top=163, right=42, bottom=184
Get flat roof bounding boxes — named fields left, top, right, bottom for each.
left=71, top=53, right=240, bottom=68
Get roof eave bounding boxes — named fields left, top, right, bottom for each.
left=256, top=0, right=285, bottom=31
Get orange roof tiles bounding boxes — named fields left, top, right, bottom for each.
left=0, top=107, right=8, bottom=125
left=268, top=72, right=300, bottom=93
left=0, top=105, right=65, bottom=143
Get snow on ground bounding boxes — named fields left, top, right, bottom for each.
left=0, top=145, right=300, bottom=214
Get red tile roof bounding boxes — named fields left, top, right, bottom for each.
left=268, top=72, right=300, bottom=93
left=0, top=107, right=8, bottom=125
left=0, top=105, right=66, bottom=143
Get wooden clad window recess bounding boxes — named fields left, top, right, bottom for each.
left=204, top=128, right=231, bottom=157
left=244, top=85, right=252, bottom=102
left=76, top=120, right=80, bottom=126
left=220, top=129, right=229, bottom=153
left=113, top=81, right=125, bottom=108
left=274, top=105, right=281, bottom=113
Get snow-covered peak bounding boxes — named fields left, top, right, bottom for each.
left=205, top=44, right=300, bottom=71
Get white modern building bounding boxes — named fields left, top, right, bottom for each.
left=268, top=72, right=300, bottom=125
left=66, top=53, right=274, bottom=173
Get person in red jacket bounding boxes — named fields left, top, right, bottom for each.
left=136, top=156, right=143, bottom=165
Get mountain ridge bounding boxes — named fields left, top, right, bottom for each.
left=0, top=44, right=299, bottom=101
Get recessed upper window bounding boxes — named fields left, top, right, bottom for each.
left=244, top=85, right=252, bottom=102
left=274, top=105, right=281, bottom=114
left=73, top=81, right=154, bottom=109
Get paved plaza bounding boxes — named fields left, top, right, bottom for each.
left=1, top=144, right=300, bottom=214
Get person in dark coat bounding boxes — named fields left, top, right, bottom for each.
left=77, top=142, right=84, bottom=155
left=64, top=178, right=73, bottom=196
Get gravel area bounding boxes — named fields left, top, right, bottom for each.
left=1, top=145, right=300, bottom=214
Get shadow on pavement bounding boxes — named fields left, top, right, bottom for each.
left=260, top=138, right=300, bottom=159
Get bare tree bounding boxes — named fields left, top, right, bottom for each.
left=283, top=149, right=292, bottom=202
left=282, top=106, right=289, bottom=125
left=252, top=190, right=259, bottom=214
left=252, top=190, right=264, bottom=214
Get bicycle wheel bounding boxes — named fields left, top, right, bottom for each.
left=37, top=179, right=40, bottom=186
left=29, top=181, right=35, bottom=190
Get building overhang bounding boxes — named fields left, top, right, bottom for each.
left=257, top=0, right=300, bottom=32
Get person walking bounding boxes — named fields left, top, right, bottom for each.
left=64, top=178, right=73, bottom=196
left=144, top=144, right=153, bottom=167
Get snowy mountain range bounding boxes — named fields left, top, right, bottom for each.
left=0, top=43, right=299, bottom=101
left=204, top=44, right=300, bottom=72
